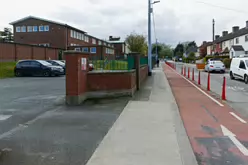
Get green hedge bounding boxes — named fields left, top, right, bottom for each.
left=223, top=58, right=232, bottom=68
left=203, top=55, right=230, bottom=63
left=0, top=62, right=16, bottom=79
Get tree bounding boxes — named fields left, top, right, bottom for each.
left=125, top=32, right=147, bottom=55
left=187, top=52, right=196, bottom=61
left=0, top=28, right=13, bottom=42
left=151, top=43, right=173, bottom=59
left=174, top=43, right=184, bottom=58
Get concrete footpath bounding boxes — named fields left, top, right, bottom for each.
left=86, top=64, right=198, bottom=165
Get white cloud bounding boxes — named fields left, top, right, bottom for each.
left=1, top=0, right=248, bottom=46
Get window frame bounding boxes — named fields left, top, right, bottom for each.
left=33, top=26, right=38, bottom=32
left=16, top=26, right=21, bottom=32
left=44, top=25, right=49, bottom=31
left=236, top=37, right=239, bottom=44
left=21, top=26, right=26, bottom=32
left=75, top=48, right=81, bottom=51
left=98, top=41, right=102, bottom=45
left=92, top=39, right=96, bottom=44
left=27, top=26, right=33, bottom=32
left=239, top=60, right=246, bottom=69
left=90, top=47, right=97, bottom=53
left=245, top=35, right=248, bottom=42
left=39, top=25, right=44, bottom=32
left=82, top=47, right=89, bottom=52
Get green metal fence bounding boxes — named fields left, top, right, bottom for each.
left=90, top=54, right=148, bottom=71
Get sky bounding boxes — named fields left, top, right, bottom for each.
left=1, top=0, right=248, bottom=47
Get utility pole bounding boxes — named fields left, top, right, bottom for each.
left=212, top=19, right=215, bottom=56
left=156, top=39, right=158, bottom=61
left=148, top=0, right=152, bottom=76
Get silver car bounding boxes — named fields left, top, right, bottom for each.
left=205, top=60, right=225, bottom=73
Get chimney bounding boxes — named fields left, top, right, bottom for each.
left=232, top=26, right=240, bottom=33
left=246, top=21, right=248, bottom=28
left=222, top=31, right=228, bottom=36
left=215, top=35, right=220, bottom=40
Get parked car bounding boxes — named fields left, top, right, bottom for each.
left=47, top=60, right=66, bottom=74
left=205, top=60, right=225, bottom=73
left=14, top=60, right=64, bottom=77
left=230, top=55, right=248, bottom=84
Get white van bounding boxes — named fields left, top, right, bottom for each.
left=230, top=55, right=248, bottom=84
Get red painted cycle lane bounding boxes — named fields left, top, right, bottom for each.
left=163, top=64, right=248, bottom=165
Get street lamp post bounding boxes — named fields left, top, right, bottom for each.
left=148, top=0, right=160, bottom=76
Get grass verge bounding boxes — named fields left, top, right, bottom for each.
left=0, top=62, right=16, bottom=79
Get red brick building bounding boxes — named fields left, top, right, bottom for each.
left=9, top=16, right=115, bottom=57
left=107, top=36, right=129, bottom=59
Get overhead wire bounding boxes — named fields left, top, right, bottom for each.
left=195, top=1, right=248, bottom=14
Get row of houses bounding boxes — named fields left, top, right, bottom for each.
left=6, top=15, right=130, bottom=59
left=206, top=21, right=248, bottom=58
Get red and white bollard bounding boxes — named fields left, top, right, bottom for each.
left=188, top=67, right=190, bottom=79
left=222, top=76, right=226, bottom=100
left=192, top=68, right=194, bottom=81
left=198, top=70, right=201, bottom=85
left=207, top=72, right=210, bottom=91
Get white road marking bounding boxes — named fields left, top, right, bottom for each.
left=167, top=64, right=224, bottom=107
left=230, top=112, right=247, bottom=123
left=221, top=125, right=248, bottom=156
left=0, top=115, right=12, bottom=121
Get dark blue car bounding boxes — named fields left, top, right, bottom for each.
left=14, top=60, right=64, bottom=77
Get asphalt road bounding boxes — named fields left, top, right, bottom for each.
left=0, top=76, right=130, bottom=165
left=175, top=62, right=248, bottom=119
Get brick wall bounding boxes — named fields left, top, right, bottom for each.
left=0, top=42, right=60, bottom=61
left=87, top=65, right=148, bottom=92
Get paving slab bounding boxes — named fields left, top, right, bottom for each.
left=86, top=65, right=197, bottom=165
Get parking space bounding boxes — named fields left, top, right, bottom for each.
left=0, top=76, right=131, bottom=165
left=0, top=76, right=65, bottom=136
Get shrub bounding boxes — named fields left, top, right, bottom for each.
left=203, top=55, right=229, bottom=63
left=223, top=58, right=232, bottom=68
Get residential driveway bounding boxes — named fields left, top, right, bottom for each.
left=0, top=77, right=130, bottom=165
left=175, top=62, right=248, bottom=119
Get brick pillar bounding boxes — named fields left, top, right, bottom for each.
left=64, top=51, right=89, bottom=105
left=129, top=53, right=140, bottom=90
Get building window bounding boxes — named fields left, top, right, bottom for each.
left=77, top=32, right=80, bottom=39
left=81, top=34, right=84, bottom=40
left=92, top=39, right=96, bottom=44
left=103, top=42, right=106, bottom=46
left=73, top=31, right=77, bottom=38
left=245, top=35, right=248, bottom=42
left=98, top=40, right=102, bottom=45
left=27, top=26, right=33, bottom=32
left=79, top=33, right=82, bottom=40
left=82, top=47, right=88, bottom=52
left=90, top=47, right=96, bottom=53
left=16, top=26, right=21, bottom=32
left=75, top=48, right=81, bottom=51
left=33, top=26, right=38, bottom=32
left=21, top=26, right=26, bottom=32
left=236, top=38, right=239, bottom=44
left=44, top=25, right=49, bottom=31
left=39, top=26, right=44, bottom=32
left=70, top=30, right=73, bottom=37
left=85, top=36, right=89, bottom=42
